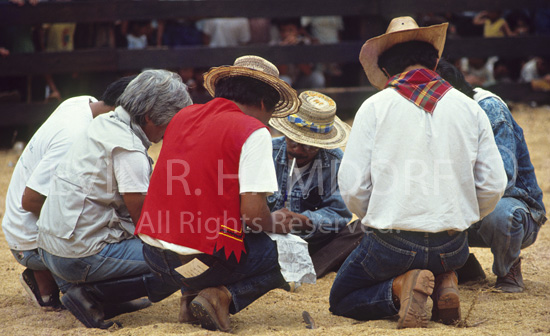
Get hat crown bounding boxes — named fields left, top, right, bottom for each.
left=234, top=55, right=280, bottom=78
left=297, top=91, right=336, bottom=123
left=385, top=16, right=421, bottom=34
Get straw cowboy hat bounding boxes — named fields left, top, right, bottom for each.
left=360, top=16, right=449, bottom=90
left=203, top=55, right=300, bottom=117
left=269, top=90, right=351, bottom=149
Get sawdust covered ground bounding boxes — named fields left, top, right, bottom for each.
left=0, top=104, right=549, bottom=336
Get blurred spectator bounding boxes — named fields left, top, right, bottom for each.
left=198, top=18, right=250, bottom=47
left=157, top=19, right=202, bottom=47
left=473, top=10, right=514, bottom=37
left=248, top=18, right=272, bottom=45
left=506, top=10, right=532, bottom=36
left=301, top=16, right=343, bottom=44
left=534, top=9, right=550, bottom=35
left=126, top=21, right=151, bottom=49
left=520, top=57, right=550, bottom=91
left=270, top=18, right=325, bottom=89
left=492, top=58, right=522, bottom=83
left=0, top=0, right=41, bottom=102
left=461, top=57, right=496, bottom=87
left=301, top=16, right=344, bottom=86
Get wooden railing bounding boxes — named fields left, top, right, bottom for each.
left=1, top=0, right=549, bottom=127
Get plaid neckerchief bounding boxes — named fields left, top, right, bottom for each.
left=385, top=68, right=452, bottom=114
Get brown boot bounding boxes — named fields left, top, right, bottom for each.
left=392, top=269, right=435, bottom=329
left=190, top=286, right=232, bottom=332
left=431, top=271, right=460, bottom=324
left=179, top=293, right=199, bottom=323
left=495, top=258, right=524, bottom=293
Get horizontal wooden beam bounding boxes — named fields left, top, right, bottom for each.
left=0, top=102, right=59, bottom=126
left=1, top=37, right=550, bottom=77
left=0, top=82, right=545, bottom=127
left=0, top=0, right=548, bottom=25
left=0, top=87, right=378, bottom=127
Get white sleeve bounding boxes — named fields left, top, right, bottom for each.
left=338, top=101, right=375, bottom=219
left=26, top=133, right=74, bottom=196
left=239, top=128, right=278, bottom=194
left=112, top=148, right=150, bottom=194
left=474, top=111, right=507, bottom=218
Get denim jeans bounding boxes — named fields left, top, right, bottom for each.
left=329, top=229, right=469, bottom=320
left=468, top=197, right=540, bottom=277
left=142, top=232, right=286, bottom=314
left=39, top=238, right=152, bottom=293
left=11, top=249, right=49, bottom=271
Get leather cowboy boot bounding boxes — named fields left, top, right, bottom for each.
left=179, top=293, right=198, bottom=323
left=495, top=258, right=524, bottom=293
left=431, top=271, right=461, bottom=324
left=455, top=253, right=486, bottom=284
left=190, top=286, right=232, bottom=332
left=61, top=285, right=115, bottom=329
left=392, top=269, right=435, bottom=329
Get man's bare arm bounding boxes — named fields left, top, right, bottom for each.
left=21, top=187, right=46, bottom=217
left=122, top=192, right=146, bottom=225
left=241, top=192, right=291, bottom=234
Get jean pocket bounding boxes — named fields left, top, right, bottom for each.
left=439, top=235, right=469, bottom=272
left=360, top=233, right=416, bottom=282
left=52, top=257, right=91, bottom=283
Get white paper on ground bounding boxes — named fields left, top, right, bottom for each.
left=265, top=232, right=316, bottom=284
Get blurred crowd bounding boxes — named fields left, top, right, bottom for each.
left=1, top=1, right=550, bottom=105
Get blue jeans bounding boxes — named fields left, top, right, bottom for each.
left=468, top=197, right=540, bottom=277
left=11, top=249, right=49, bottom=271
left=39, top=238, right=152, bottom=293
left=142, top=232, right=286, bottom=314
left=329, top=229, right=469, bottom=321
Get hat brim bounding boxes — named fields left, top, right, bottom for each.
left=203, top=66, right=300, bottom=118
left=269, top=115, right=351, bottom=149
left=360, top=22, right=449, bottom=90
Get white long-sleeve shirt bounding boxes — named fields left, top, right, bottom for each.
left=338, top=88, right=507, bottom=232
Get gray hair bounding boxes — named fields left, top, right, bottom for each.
left=117, top=69, right=192, bottom=126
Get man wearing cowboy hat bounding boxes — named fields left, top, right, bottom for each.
left=329, top=17, right=507, bottom=328
left=135, top=55, right=300, bottom=333
left=268, top=90, right=362, bottom=280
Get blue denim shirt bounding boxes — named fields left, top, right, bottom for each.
left=268, top=137, right=352, bottom=244
left=477, top=95, right=546, bottom=225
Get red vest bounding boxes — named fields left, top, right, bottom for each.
left=136, top=98, right=265, bottom=262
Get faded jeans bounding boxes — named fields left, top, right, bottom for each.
left=329, top=228, right=469, bottom=321
left=142, top=232, right=286, bottom=314
left=39, top=238, right=152, bottom=293
left=11, top=249, right=49, bottom=271
left=468, top=197, right=540, bottom=277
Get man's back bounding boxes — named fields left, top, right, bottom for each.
left=340, top=87, right=507, bottom=232
left=2, top=96, right=95, bottom=250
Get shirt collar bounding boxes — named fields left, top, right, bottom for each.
left=114, top=106, right=152, bottom=150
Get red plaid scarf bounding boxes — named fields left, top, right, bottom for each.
left=385, top=69, right=452, bottom=114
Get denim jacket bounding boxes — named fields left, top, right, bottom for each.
left=475, top=89, right=546, bottom=225
left=267, top=137, right=353, bottom=243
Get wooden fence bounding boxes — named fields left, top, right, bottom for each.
left=1, top=0, right=549, bottom=127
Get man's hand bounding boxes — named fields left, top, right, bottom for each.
left=271, top=208, right=313, bottom=234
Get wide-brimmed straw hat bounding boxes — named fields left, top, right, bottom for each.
left=269, top=91, right=351, bottom=149
left=360, top=16, right=449, bottom=90
left=203, top=55, right=300, bottom=117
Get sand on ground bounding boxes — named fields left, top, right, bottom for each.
left=0, top=104, right=549, bottom=336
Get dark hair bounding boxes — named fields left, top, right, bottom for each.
left=378, top=41, right=439, bottom=77
left=436, top=59, right=475, bottom=98
left=214, top=76, right=280, bottom=112
left=100, top=75, right=137, bottom=107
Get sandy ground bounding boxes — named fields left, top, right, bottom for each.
left=0, top=104, right=549, bottom=336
